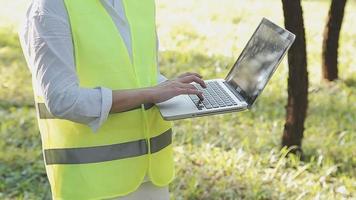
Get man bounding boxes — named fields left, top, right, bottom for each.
left=19, top=0, right=206, bottom=199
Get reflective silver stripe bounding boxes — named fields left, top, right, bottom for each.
left=45, top=139, right=148, bottom=165
left=150, top=129, right=172, bottom=153
left=37, top=103, right=155, bottom=119
left=44, top=129, right=172, bottom=165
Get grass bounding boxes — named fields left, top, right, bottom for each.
left=0, top=0, right=355, bottom=199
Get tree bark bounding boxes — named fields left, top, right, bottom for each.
left=322, top=0, right=347, bottom=81
left=281, top=0, right=309, bottom=153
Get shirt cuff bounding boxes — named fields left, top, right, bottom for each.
left=88, top=87, right=112, bottom=132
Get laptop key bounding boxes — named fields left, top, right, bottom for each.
left=189, top=94, right=199, bottom=100
left=192, top=81, right=241, bottom=109
left=202, top=100, right=213, bottom=109
left=189, top=95, right=203, bottom=108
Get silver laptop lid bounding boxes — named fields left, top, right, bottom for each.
left=225, top=18, right=295, bottom=107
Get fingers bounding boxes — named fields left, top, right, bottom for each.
left=177, top=75, right=207, bottom=88
left=176, top=82, right=196, bottom=90
left=196, top=91, right=204, bottom=101
left=175, top=82, right=204, bottom=100
left=177, top=72, right=203, bottom=79
left=177, top=87, right=204, bottom=100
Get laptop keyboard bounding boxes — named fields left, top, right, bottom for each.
left=189, top=81, right=239, bottom=110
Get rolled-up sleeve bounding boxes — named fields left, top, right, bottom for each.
left=23, top=12, right=112, bottom=132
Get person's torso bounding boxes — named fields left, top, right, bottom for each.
left=22, top=0, right=174, bottom=199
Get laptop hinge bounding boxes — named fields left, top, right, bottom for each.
left=223, top=81, right=248, bottom=104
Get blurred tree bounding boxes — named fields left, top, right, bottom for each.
left=322, top=0, right=347, bottom=81
left=281, top=0, right=309, bottom=153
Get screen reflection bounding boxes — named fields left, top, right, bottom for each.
left=227, top=22, right=291, bottom=103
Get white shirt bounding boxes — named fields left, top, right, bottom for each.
left=19, top=0, right=169, bottom=199
left=19, top=0, right=167, bottom=132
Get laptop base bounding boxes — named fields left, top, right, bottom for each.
left=156, top=79, right=249, bottom=121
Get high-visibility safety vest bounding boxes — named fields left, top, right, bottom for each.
left=34, top=0, right=174, bottom=199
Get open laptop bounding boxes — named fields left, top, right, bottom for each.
left=157, top=18, right=296, bottom=120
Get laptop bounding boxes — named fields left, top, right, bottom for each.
left=157, top=18, right=296, bottom=121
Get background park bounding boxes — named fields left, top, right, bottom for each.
left=0, top=0, right=355, bottom=199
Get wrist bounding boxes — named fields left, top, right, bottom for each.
left=141, top=87, right=155, bottom=104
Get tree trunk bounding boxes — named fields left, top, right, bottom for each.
left=281, top=0, right=309, bottom=154
left=322, top=0, right=347, bottom=81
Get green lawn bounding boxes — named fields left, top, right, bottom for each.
left=1, top=0, right=355, bottom=199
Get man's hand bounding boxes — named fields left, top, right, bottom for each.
left=147, top=72, right=206, bottom=104
left=110, top=72, right=206, bottom=113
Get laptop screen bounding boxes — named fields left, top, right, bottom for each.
left=225, top=18, right=295, bottom=106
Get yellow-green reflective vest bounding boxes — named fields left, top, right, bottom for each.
left=34, top=0, right=174, bottom=199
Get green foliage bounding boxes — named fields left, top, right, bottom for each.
left=0, top=0, right=355, bottom=199
left=0, top=29, right=33, bottom=106
left=0, top=107, right=50, bottom=199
